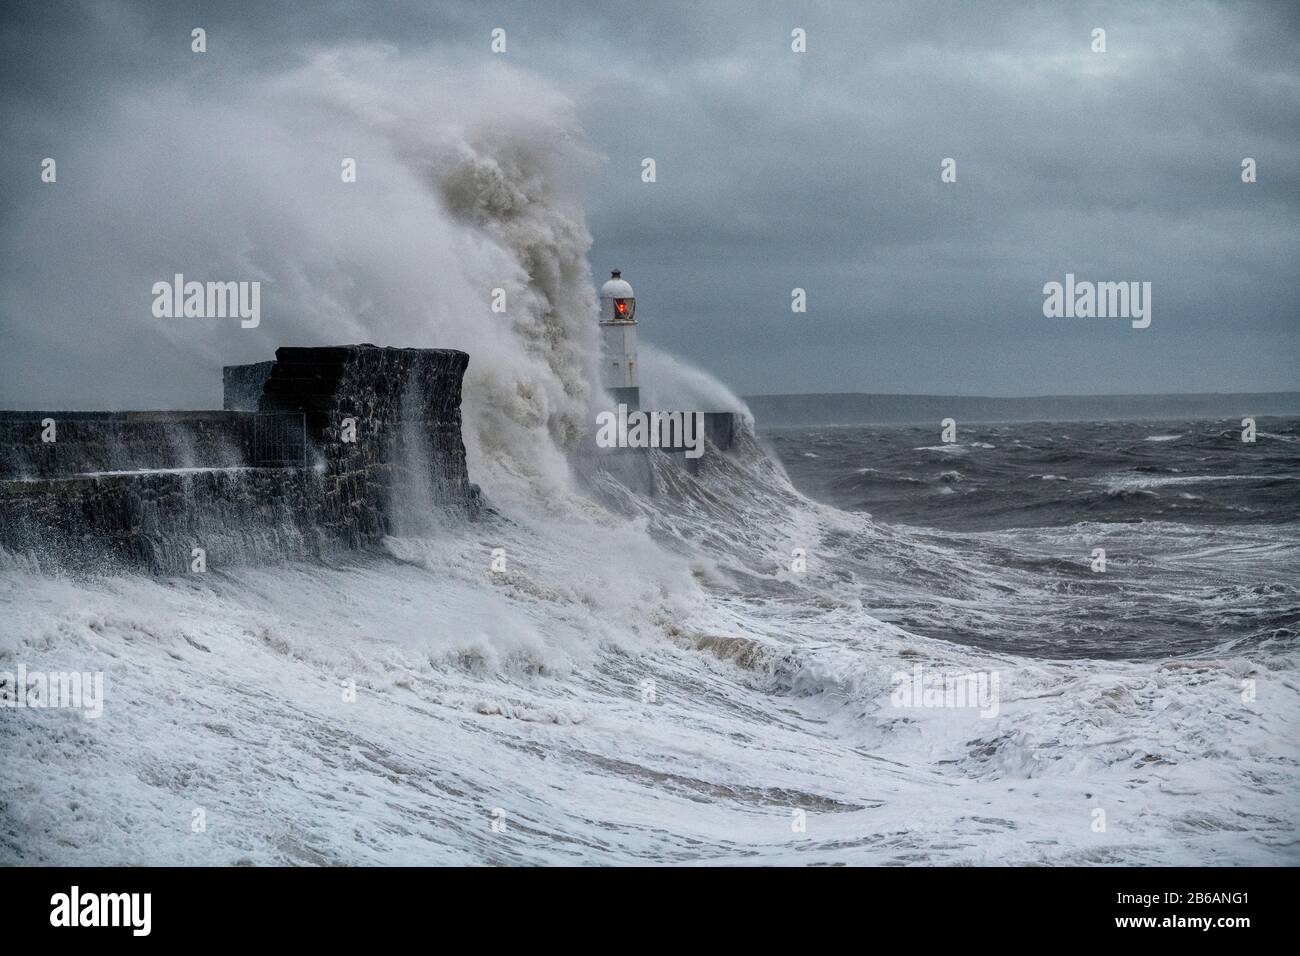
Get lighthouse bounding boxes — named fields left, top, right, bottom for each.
left=598, top=269, right=640, bottom=409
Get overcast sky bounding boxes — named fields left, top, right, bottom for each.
left=2, top=0, right=1297, bottom=404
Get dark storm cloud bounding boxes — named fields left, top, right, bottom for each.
left=2, top=0, right=1297, bottom=405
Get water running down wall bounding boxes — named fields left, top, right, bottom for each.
left=0, top=346, right=478, bottom=574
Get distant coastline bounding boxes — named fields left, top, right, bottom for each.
left=742, top=391, right=1300, bottom=427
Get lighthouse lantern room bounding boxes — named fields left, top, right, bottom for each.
left=599, top=269, right=640, bottom=409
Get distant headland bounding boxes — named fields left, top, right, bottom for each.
left=742, top=392, right=1300, bottom=428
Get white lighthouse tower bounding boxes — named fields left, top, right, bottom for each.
left=598, top=269, right=640, bottom=409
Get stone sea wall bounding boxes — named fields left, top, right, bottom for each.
left=253, top=345, right=478, bottom=546
left=0, top=345, right=478, bottom=573
left=0, top=410, right=303, bottom=480
left=222, top=361, right=275, bottom=412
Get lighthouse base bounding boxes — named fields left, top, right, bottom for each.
left=604, top=386, right=640, bottom=411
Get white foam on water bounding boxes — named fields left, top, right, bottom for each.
left=1101, top=472, right=1300, bottom=491
left=4, top=452, right=1296, bottom=865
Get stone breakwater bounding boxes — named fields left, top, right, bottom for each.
left=0, top=345, right=479, bottom=574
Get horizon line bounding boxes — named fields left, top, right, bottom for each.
left=740, top=389, right=1300, bottom=401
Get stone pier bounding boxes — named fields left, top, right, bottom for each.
left=0, top=345, right=478, bottom=573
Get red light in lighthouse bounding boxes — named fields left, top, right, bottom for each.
left=615, top=300, right=627, bottom=315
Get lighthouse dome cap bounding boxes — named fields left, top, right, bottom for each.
left=599, top=269, right=634, bottom=299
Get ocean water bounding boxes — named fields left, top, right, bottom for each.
left=2, top=418, right=1296, bottom=865
left=767, top=418, right=1300, bottom=659
left=768, top=418, right=1300, bottom=532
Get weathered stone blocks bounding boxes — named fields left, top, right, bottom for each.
left=0, top=345, right=479, bottom=572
